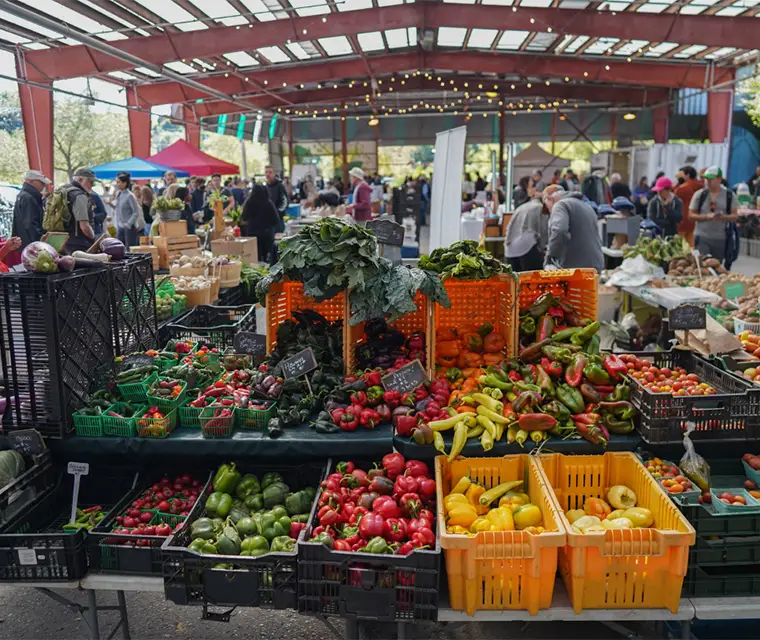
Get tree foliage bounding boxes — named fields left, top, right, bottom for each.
left=0, top=91, right=21, bottom=134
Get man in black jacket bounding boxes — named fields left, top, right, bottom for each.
left=265, top=166, right=288, bottom=233
left=12, top=170, right=50, bottom=249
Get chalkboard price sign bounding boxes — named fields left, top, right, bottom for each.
left=381, top=359, right=427, bottom=394
left=233, top=331, right=267, bottom=356
left=367, top=219, right=404, bottom=246
left=281, top=347, right=318, bottom=380
left=123, top=353, right=155, bottom=369
left=670, top=304, right=707, bottom=331
left=8, top=429, right=45, bottom=456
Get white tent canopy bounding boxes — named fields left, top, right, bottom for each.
left=513, top=144, right=571, bottom=180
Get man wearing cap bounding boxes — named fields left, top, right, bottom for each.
left=647, top=176, right=683, bottom=237
left=689, top=166, right=737, bottom=261
left=63, top=167, right=96, bottom=252
left=346, top=167, right=372, bottom=222
left=13, top=170, right=50, bottom=250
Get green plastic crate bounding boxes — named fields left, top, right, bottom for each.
left=72, top=410, right=104, bottom=437
left=199, top=405, right=236, bottom=439
left=177, top=397, right=218, bottom=429
left=102, top=402, right=146, bottom=437
left=118, top=371, right=158, bottom=403
left=237, top=401, right=277, bottom=430
left=146, top=379, right=187, bottom=411
left=136, top=408, right=177, bottom=438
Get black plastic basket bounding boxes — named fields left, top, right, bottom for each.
left=106, top=254, right=158, bottom=356
left=682, top=565, right=760, bottom=597
left=218, top=286, right=243, bottom=307
left=165, top=305, right=256, bottom=350
left=162, top=461, right=325, bottom=610
left=298, top=459, right=441, bottom=623
left=627, top=350, right=760, bottom=444
left=0, top=269, right=114, bottom=438
left=0, top=450, right=56, bottom=529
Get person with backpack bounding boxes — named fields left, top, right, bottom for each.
left=647, top=177, right=683, bottom=236
left=44, top=167, right=96, bottom=253
left=689, top=166, right=737, bottom=263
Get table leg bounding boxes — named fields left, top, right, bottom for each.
left=85, top=590, right=100, bottom=640
left=117, top=591, right=131, bottom=640
left=397, top=622, right=406, bottom=640
left=345, top=618, right=359, bottom=640
left=681, top=620, right=691, bottom=640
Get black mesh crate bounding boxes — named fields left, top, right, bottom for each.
left=0, top=450, right=56, bottom=528
left=106, top=254, right=158, bottom=356
left=165, top=305, right=256, bottom=350
left=218, top=286, right=243, bottom=307
left=0, top=269, right=114, bottom=438
left=627, top=350, right=760, bottom=444
left=162, top=461, right=325, bottom=609
left=682, top=565, right=760, bottom=597
left=298, top=459, right=440, bottom=623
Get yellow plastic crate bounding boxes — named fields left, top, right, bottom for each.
left=435, top=455, right=566, bottom=616
left=537, top=452, right=695, bottom=614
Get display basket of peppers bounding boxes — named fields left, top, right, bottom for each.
left=237, top=399, right=277, bottom=430
left=162, top=461, right=326, bottom=609
left=137, top=407, right=177, bottom=438
left=145, top=377, right=188, bottom=411
left=72, top=408, right=105, bottom=437
left=102, top=402, right=147, bottom=437
left=625, top=350, right=760, bottom=444
left=179, top=395, right=222, bottom=428
left=298, top=457, right=441, bottom=624
left=537, top=452, right=695, bottom=614
left=431, top=274, right=518, bottom=379
left=199, top=403, right=236, bottom=439
left=117, top=370, right=158, bottom=403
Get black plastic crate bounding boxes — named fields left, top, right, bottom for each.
left=162, top=461, right=325, bottom=609
left=298, top=459, right=440, bottom=623
left=682, top=565, right=760, bottom=597
left=627, top=350, right=760, bottom=444
left=218, top=286, right=243, bottom=307
left=688, top=534, right=760, bottom=567
left=165, top=305, right=256, bottom=350
left=0, top=450, right=56, bottom=528
left=0, top=269, right=114, bottom=438
left=106, top=254, right=158, bottom=356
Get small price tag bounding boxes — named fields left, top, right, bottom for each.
left=381, top=359, right=427, bottom=394
left=68, top=461, right=89, bottom=525
left=670, top=304, right=707, bottom=331
left=67, top=462, right=89, bottom=476
left=16, top=549, right=38, bottom=566
left=233, top=331, right=267, bottom=356
left=367, top=218, right=405, bottom=246
left=722, top=281, right=746, bottom=301
left=123, top=354, right=155, bottom=369
left=280, top=347, right=318, bottom=380
left=7, top=429, right=45, bottom=456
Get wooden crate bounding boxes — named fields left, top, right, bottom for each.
left=159, top=220, right=188, bottom=238
left=210, top=238, right=258, bottom=264
left=154, top=235, right=201, bottom=270
left=129, top=245, right=159, bottom=270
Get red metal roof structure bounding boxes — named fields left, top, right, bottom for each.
left=146, top=139, right=240, bottom=176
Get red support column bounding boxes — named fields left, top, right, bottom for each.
left=707, top=90, right=733, bottom=143
left=183, top=105, right=201, bottom=149
left=126, top=88, right=151, bottom=158
left=16, top=56, right=54, bottom=181
left=652, top=105, right=669, bottom=144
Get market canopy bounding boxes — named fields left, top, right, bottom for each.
left=89, top=157, right=189, bottom=180
left=146, top=140, right=239, bottom=177
left=513, top=145, right=571, bottom=179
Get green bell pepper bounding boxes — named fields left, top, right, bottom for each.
left=215, top=519, right=241, bottom=555
left=260, top=511, right=291, bottom=541
left=236, top=474, right=261, bottom=499
left=261, top=472, right=284, bottom=489
left=290, top=513, right=311, bottom=523
left=263, top=482, right=290, bottom=509
left=284, top=490, right=313, bottom=516
left=240, top=535, right=269, bottom=556
left=556, top=383, right=585, bottom=414
left=269, top=505, right=288, bottom=519
left=206, top=492, right=233, bottom=518
left=270, top=535, right=296, bottom=553
left=213, top=462, right=242, bottom=494
left=189, top=538, right=218, bottom=554
left=236, top=516, right=258, bottom=536
left=311, top=532, right=333, bottom=548
left=228, top=505, right=249, bottom=524
left=361, top=536, right=392, bottom=554
left=244, top=493, right=264, bottom=511
left=583, top=363, right=610, bottom=385
left=190, top=517, right=218, bottom=540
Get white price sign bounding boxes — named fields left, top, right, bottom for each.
left=67, top=461, right=89, bottom=525
left=67, top=462, right=89, bottom=476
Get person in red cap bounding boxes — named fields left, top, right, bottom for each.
left=647, top=176, right=683, bottom=237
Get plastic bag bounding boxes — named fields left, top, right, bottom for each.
left=679, top=422, right=711, bottom=492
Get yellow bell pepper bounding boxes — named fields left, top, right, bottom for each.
left=447, top=504, right=479, bottom=528
left=447, top=525, right=472, bottom=535
left=470, top=517, right=497, bottom=533
left=444, top=493, right=470, bottom=512
left=486, top=506, right=515, bottom=531
left=465, top=483, right=486, bottom=506
left=513, top=504, right=543, bottom=530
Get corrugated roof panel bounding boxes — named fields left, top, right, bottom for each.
left=644, top=42, right=678, bottom=56
left=467, top=28, right=499, bottom=48
left=319, top=35, right=353, bottom=55
left=553, top=33, right=576, bottom=52
left=563, top=35, right=589, bottom=53
left=705, top=46, right=737, bottom=58
left=258, top=46, right=290, bottom=62
left=520, top=0, right=552, bottom=6
left=176, top=21, right=210, bottom=31
left=673, top=44, right=707, bottom=57
left=135, top=66, right=161, bottom=77
left=165, top=61, right=197, bottom=74
left=559, top=0, right=589, bottom=7
left=0, top=8, right=64, bottom=39
left=338, top=0, right=374, bottom=10
left=585, top=37, right=620, bottom=54
left=443, top=0, right=476, bottom=5
left=134, top=0, right=198, bottom=25
left=188, top=0, right=237, bottom=19
left=716, top=6, right=745, bottom=14
left=599, top=1, right=631, bottom=9
left=288, top=0, right=331, bottom=16
left=637, top=2, right=668, bottom=12
left=679, top=5, right=707, bottom=13
left=438, top=26, right=467, bottom=46
left=526, top=32, right=557, bottom=51
left=378, top=0, right=403, bottom=5
left=108, top=71, right=137, bottom=80
left=17, top=0, right=126, bottom=40
left=358, top=31, right=385, bottom=51
left=497, top=30, right=530, bottom=49
left=385, top=28, right=410, bottom=48
left=0, top=28, right=29, bottom=45
left=286, top=42, right=311, bottom=59
left=614, top=39, right=649, bottom=55
left=407, top=27, right=418, bottom=46
left=223, top=51, right=260, bottom=66
left=220, top=16, right=249, bottom=25
left=240, top=0, right=276, bottom=20
left=482, top=0, right=515, bottom=5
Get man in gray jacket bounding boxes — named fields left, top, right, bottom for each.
left=543, top=185, right=604, bottom=273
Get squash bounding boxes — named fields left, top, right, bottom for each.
left=0, top=450, right=25, bottom=489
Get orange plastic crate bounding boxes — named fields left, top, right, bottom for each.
left=430, top=274, right=518, bottom=378
left=265, top=279, right=347, bottom=354
left=518, top=268, right=599, bottom=323
left=537, top=452, right=695, bottom=614
left=435, top=455, right=566, bottom=616
left=344, top=292, right=430, bottom=374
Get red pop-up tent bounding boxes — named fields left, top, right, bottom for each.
left=146, top=139, right=239, bottom=176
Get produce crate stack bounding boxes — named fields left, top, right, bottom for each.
left=0, top=269, right=114, bottom=438
left=166, top=304, right=256, bottom=350
left=105, top=254, right=158, bottom=356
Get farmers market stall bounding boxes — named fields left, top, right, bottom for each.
left=3, top=221, right=760, bottom=640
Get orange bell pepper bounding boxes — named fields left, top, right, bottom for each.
left=461, top=377, right=479, bottom=393
left=484, top=333, right=506, bottom=354
left=584, top=497, right=612, bottom=520
left=458, top=352, right=483, bottom=369
left=436, top=327, right=458, bottom=342
left=482, top=353, right=504, bottom=366
left=437, top=355, right=458, bottom=368
left=462, top=333, right=484, bottom=353
left=437, top=341, right=461, bottom=358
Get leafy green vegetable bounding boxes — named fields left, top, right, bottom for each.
left=418, top=240, right=511, bottom=280
left=623, top=235, right=690, bottom=265
left=240, top=263, right=270, bottom=304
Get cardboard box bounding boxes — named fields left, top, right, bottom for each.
left=129, top=245, right=159, bottom=270
left=211, top=238, right=258, bottom=264
left=159, top=220, right=188, bottom=238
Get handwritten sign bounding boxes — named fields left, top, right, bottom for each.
left=670, top=304, right=707, bottom=331
left=68, top=461, right=89, bottom=525
left=281, top=347, right=318, bottom=380
left=367, top=219, right=404, bottom=246
left=233, top=331, right=267, bottom=356
left=7, top=429, right=45, bottom=456
left=123, top=353, right=155, bottom=369
left=722, top=281, right=746, bottom=301
left=381, top=359, right=426, bottom=394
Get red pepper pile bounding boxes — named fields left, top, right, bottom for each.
left=109, top=473, right=204, bottom=545
left=308, top=454, right=436, bottom=555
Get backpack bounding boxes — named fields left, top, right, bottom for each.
left=697, top=187, right=732, bottom=214
left=43, top=186, right=73, bottom=232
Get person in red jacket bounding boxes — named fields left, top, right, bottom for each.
left=346, top=167, right=373, bottom=222
left=674, top=165, right=703, bottom=247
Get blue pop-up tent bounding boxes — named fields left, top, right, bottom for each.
left=90, top=157, right=190, bottom=180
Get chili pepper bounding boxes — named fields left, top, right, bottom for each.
left=556, top=383, right=585, bottom=414
left=525, top=292, right=557, bottom=318
left=583, top=362, right=610, bottom=385
left=519, top=339, right=551, bottom=363
left=609, top=383, right=631, bottom=401
left=517, top=413, right=557, bottom=431
left=579, top=383, right=602, bottom=404
left=583, top=334, right=600, bottom=356
left=571, top=412, right=601, bottom=426
left=519, top=315, right=537, bottom=337
left=542, top=344, right=574, bottom=364
left=536, top=315, right=555, bottom=342
left=603, top=413, right=635, bottom=435
left=481, top=373, right=513, bottom=391
left=573, top=421, right=607, bottom=446
left=570, top=321, right=600, bottom=345
left=542, top=400, right=570, bottom=422
left=564, top=353, right=587, bottom=387
left=448, top=421, right=468, bottom=463
left=602, top=354, right=628, bottom=381
left=540, top=357, right=563, bottom=378
left=513, top=380, right=541, bottom=394
left=534, top=364, right=554, bottom=396
left=552, top=326, right=583, bottom=342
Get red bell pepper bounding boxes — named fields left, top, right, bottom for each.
left=372, top=495, right=401, bottom=519
left=603, top=354, right=627, bottom=380
left=395, top=414, right=418, bottom=438
left=382, top=518, right=407, bottom=543
left=393, top=474, right=419, bottom=497
left=564, top=353, right=587, bottom=387
left=417, top=477, right=436, bottom=502
left=318, top=504, right=343, bottom=527
left=342, top=502, right=356, bottom=522
left=350, top=390, right=368, bottom=406
left=360, top=408, right=379, bottom=429
left=369, top=475, right=394, bottom=496
left=375, top=404, right=391, bottom=423
left=411, top=527, right=435, bottom=548
left=404, top=460, right=429, bottom=478
left=397, top=541, right=415, bottom=556
left=414, top=386, right=429, bottom=401
left=541, top=357, right=564, bottom=378
left=330, top=408, right=345, bottom=425
left=318, top=490, right=344, bottom=508
left=333, top=539, right=352, bottom=551
left=349, top=486, right=367, bottom=503
left=358, top=512, right=385, bottom=539
left=400, top=392, right=415, bottom=407
left=340, top=410, right=359, bottom=432
left=418, top=508, right=435, bottom=526
left=399, top=493, right=422, bottom=518
left=290, top=522, right=307, bottom=539
left=348, top=469, right=370, bottom=488
left=382, top=453, right=405, bottom=480
left=424, top=401, right=441, bottom=419
left=368, top=465, right=385, bottom=480
left=408, top=517, right=433, bottom=536
left=348, top=506, right=368, bottom=527
left=383, top=390, right=401, bottom=408
left=336, top=461, right=355, bottom=474
left=363, top=370, right=382, bottom=387
left=341, top=526, right=361, bottom=546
